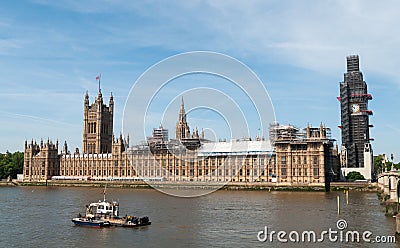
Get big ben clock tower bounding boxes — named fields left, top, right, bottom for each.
left=339, top=55, right=373, bottom=180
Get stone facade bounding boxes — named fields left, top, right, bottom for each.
left=274, top=124, right=336, bottom=186
left=23, top=139, right=59, bottom=181
left=23, top=89, right=337, bottom=187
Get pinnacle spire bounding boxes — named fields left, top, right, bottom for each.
left=179, top=96, right=186, bottom=122
left=175, top=96, right=190, bottom=140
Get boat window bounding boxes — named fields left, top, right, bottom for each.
left=98, top=205, right=104, bottom=210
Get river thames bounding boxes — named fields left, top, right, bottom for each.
left=0, top=187, right=397, bottom=247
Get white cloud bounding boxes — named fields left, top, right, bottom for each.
left=1, top=0, right=399, bottom=154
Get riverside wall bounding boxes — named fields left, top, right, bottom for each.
left=8, top=180, right=378, bottom=192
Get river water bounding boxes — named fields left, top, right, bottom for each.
left=0, top=187, right=397, bottom=247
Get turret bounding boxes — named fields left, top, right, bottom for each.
left=306, top=123, right=310, bottom=139
left=109, top=92, right=114, bottom=113
left=84, top=90, right=89, bottom=109
left=97, top=90, right=103, bottom=110
left=320, top=122, right=324, bottom=138
left=64, top=141, right=68, bottom=154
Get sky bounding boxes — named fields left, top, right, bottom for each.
left=1, top=0, right=399, bottom=160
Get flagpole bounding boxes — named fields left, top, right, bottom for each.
left=98, top=73, right=101, bottom=92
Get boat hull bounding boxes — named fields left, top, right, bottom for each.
left=117, top=221, right=152, bottom=227
left=72, top=218, right=110, bottom=228
left=106, top=216, right=151, bottom=227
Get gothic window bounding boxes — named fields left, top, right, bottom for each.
left=313, top=167, right=319, bottom=177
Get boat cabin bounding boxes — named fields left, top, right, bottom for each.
left=86, top=200, right=119, bottom=217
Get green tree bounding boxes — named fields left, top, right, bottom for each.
left=346, top=171, right=365, bottom=181
left=0, top=151, right=24, bottom=179
left=373, top=156, right=383, bottom=174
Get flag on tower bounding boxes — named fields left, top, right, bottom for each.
left=96, top=74, right=101, bottom=92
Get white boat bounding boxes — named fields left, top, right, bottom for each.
left=73, top=187, right=151, bottom=228
left=72, top=216, right=111, bottom=228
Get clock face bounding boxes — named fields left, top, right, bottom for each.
left=351, top=104, right=360, bottom=113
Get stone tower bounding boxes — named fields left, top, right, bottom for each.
left=339, top=55, right=373, bottom=179
left=23, top=139, right=59, bottom=181
left=175, top=97, right=190, bottom=140
left=82, top=89, right=114, bottom=154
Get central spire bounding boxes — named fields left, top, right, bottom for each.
left=179, top=96, right=186, bottom=122
left=175, top=96, right=190, bottom=140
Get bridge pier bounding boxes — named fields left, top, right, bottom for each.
left=390, top=175, right=398, bottom=201
left=378, top=175, right=384, bottom=190
left=383, top=173, right=389, bottom=195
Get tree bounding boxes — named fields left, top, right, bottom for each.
left=373, top=156, right=383, bottom=174
left=346, top=171, right=365, bottom=181
left=0, top=151, right=24, bottom=179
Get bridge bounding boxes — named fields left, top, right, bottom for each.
left=377, top=169, right=400, bottom=234
left=377, top=170, right=400, bottom=208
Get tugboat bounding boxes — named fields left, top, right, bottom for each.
left=72, top=187, right=151, bottom=228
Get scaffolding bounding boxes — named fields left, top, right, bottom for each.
left=269, top=122, right=301, bottom=145
left=339, top=55, right=373, bottom=168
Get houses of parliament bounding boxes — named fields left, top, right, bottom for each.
left=23, top=87, right=338, bottom=187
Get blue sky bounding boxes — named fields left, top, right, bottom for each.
left=1, top=0, right=399, bottom=160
